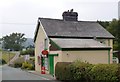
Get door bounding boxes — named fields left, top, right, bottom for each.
left=48, top=55, right=54, bottom=75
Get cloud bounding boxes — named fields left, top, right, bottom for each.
left=0, top=0, right=119, bottom=38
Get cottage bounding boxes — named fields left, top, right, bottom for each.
left=34, top=10, right=114, bottom=75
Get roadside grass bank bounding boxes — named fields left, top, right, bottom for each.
left=0, top=50, right=15, bottom=65
left=9, top=56, right=35, bottom=70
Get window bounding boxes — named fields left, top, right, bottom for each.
left=97, top=39, right=106, bottom=44
left=44, top=38, right=48, bottom=50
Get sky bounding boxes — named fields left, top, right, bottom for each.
left=0, top=0, right=120, bottom=38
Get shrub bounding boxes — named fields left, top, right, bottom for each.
left=90, top=64, right=119, bottom=82
left=55, top=61, right=119, bottom=82
left=14, top=62, right=22, bottom=68
left=55, top=61, right=93, bottom=82
left=55, top=62, right=72, bottom=81
left=27, top=58, right=35, bottom=68
left=21, top=62, right=34, bottom=70
left=69, top=60, right=93, bottom=82
left=20, top=49, right=34, bottom=56
left=0, top=59, right=7, bottom=65
left=117, top=64, right=120, bottom=81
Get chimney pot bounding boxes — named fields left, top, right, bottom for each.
left=62, top=9, right=78, bottom=21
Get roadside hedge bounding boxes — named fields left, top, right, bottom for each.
left=0, top=59, right=7, bottom=65
left=90, top=64, right=119, bottom=82
left=14, top=62, right=22, bottom=68
left=55, top=61, right=120, bottom=82
left=69, top=61, right=93, bottom=81
left=55, top=62, right=72, bottom=81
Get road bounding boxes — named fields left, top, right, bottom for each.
left=1, top=52, right=59, bottom=82
left=2, top=65, right=49, bottom=80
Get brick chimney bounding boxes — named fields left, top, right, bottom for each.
left=62, top=9, right=78, bottom=21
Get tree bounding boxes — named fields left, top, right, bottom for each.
left=2, top=33, right=27, bottom=51
left=97, top=21, right=110, bottom=29
left=98, top=19, right=120, bottom=50
left=20, top=48, right=34, bottom=56
left=107, top=19, right=120, bottom=50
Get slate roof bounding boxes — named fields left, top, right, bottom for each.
left=50, top=38, right=111, bottom=49
left=34, top=18, right=114, bottom=42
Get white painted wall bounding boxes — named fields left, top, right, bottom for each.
left=35, top=22, right=49, bottom=72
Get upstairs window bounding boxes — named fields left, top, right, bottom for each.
left=44, top=38, right=48, bottom=50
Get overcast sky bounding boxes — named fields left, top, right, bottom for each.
left=0, top=0, right=119, bottom=38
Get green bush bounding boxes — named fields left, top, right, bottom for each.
left=118, top=64, right=120, bottom=81
left=14, top=62, right=22, bottom=68
left=55, top=61, right=93, bottom=82
left=20, top=49, right=34, bottom=56
left=22, top=62, right=34, bottom=70
left=55, top=62, right=72, bottom=81
left=0, top=59, right=7, bottom=65
left=90, top=64, right=119, bottom=82
left=55, top=61, right=120, bottom=82
left=69, top=60, right=93, bottom=81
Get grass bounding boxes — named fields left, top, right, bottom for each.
left=1, top=50, right=15, bottom=63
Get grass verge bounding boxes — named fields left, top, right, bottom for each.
left=1, top=51, right=15, bottom=63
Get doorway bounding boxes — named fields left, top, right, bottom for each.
left=48, top=55, right=54, bottom=75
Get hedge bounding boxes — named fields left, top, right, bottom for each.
left=14, top=62, right=22, bottom=68
left=69, top=60, right=93, bottom=81
left=55, top=62, right=72, bottom=81
left=90, top=64, right=119, bottom=82
left=0, top=59, right=7, bottom=65
left=55, top=61, right=120, bottom=82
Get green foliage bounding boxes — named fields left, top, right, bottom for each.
left=2, top=33, right=27, bottom=51
left=20, top=49, right=34, bottom=56
left=107, top=19, right=120, bottom=50
left=2, top=51, right=15, bottom=63
left=98, top=19, right=120, bottom=50
left=55, top=62, right=72, bottom=81
left=70, top=60, right=93, bottom=81
left=28, top=57, right=35, bottom=67
left=55, top=61, right=120, bottom=82
left=97, top=21, right=110, bottom=29
left=90, top=64, right=119, bottom=82
left=14, top=62, right=22, bottom=68
left=0, top=59, right=7, bottom=65
left=21, top=62, right=34, bottom=70
left=118, top=64, right=120, bottom=81
left=9, top=57, right=35, bottom=70
left=55, top=61, right=92, bottom=82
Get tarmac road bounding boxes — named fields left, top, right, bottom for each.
left=2, top=65, right=48, bottom=80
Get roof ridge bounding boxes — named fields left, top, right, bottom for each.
left=39, top=17, right=63, bottom=21
left=38, top=17, right=98, bottom=23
